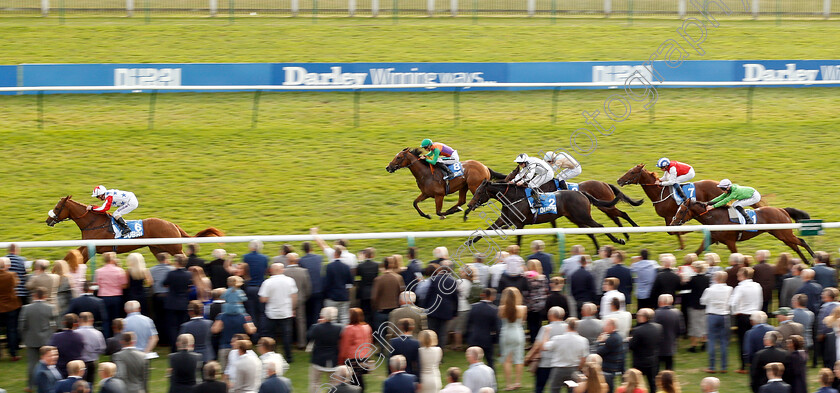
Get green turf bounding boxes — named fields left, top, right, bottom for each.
left=0, top=15, right=839, bottom=393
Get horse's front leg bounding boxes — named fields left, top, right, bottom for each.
left=442, top=188, right=468, bottom=216
left=435, top=195, right=447, bottom=219
left=413, top=194, right=432, bottom=220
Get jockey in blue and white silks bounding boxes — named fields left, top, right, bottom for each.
left=89, top=185, right=139, bottom=236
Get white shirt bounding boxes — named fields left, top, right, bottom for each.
left=489, top=263, right=507, bottom=288
left=456, top=279, right=472, bottom=312
left=543, top=331, right=589, bottom=368
left=225, top=349, right=241, bottom=381
left=606, top=310, right=633, bottom=339
left=700, top=283, right=733, bottom=315
left=440, top=382, right=472, bottom=393
left=258, top=274, right=298, bottom=319
left=470, top=263, right=490, bottom=288
left=512, top=157, right=555, bottom=188
left=729, top=279, right=763, bottom=315
left=259, top=351, right=289, bottom=379
left=561, top=255, right=582, bottom=278
left=233, top=350, right=262, bottom=393
left=600, top=290, right=626, bottom=319
left=463, top=362, right=496, bottom=393
left=323, top=247, right=357, bottom=270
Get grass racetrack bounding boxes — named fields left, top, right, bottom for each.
left=0, top=16, right=839, bottom=393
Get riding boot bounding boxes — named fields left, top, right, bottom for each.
left=438, top=163, right=454, bottom=180
left=673, top=184, right=687, bottom=200
left=530, top=192, right=541, bottom=210
left=558, top=180, right=568, bottom=190
left=116, top=217, right=132, bottom=236
left=735, top=206, right=752, bottom=224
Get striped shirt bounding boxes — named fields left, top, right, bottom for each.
left=6, top=254, right=28, bottom=298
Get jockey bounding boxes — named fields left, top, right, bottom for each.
left=88, top=185, right=139, bottom=236
left=543, top=151, right=581, bottom=190
left=510, top=153, right=555, bottom=208
left=420, top=138, right=460, bottom=180
left=707, top=179, right=761, bottom=224
left=656, top=157, right=695, bottom=201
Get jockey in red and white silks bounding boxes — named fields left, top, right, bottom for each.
left=89, top=185, right=138, bottom=235
left=656, top=157, right=695, bottom=200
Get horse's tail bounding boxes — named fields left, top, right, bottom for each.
left=487, top=167, right=508, bottom=180
left=608, top=184, right=644, bottom=206
left=581, top=191, right=620, bottom=208
left=784, top=207, right=811, bottom=223
left=176, top=224, right=190, bottom=238
left=195, top=227, right=225, bottom=237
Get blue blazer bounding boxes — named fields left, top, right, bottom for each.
left=258, top=375, right=292, bottom=393
left=527, top=251, right=554, bottom=278
left=426, top=274, right=459, bottom=320
left=465, top=301, right=500, bottom=348
left=299, top=253, right=324, bottom=294
left=795, top=281, right=823, bottom=315
left=65, top=294, right=108, bottom=324
left=34, top=362, right=59, bottom=393
left=389, top=335, right=420, bottom=376
left=813, top=265, right=837, bottom=289
left=744, top=324, right=774, bottom=362
left=98, top=377, right=126, bottom=393
left=54, top=376, right=88, bottom=393
left=383, top=372, right=418, bottom=393
left=605, top=264, right=634, bottom=304
left=163, top=268, right=192, bottom=310
left=180, top=317, right=214, bottom=362
left=758, top=381, right=791, bottom=393
left=324, top=260, right=353, bottom=302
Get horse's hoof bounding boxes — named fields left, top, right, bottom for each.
left=456, top=206, right=463, bottom=211
left=617, top=239, right=626, bottom=245
left=422, top=214, right=431, bottom=220
left=439, top=215, right=447, bottom=220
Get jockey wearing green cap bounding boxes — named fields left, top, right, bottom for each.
left=420, top=139, right=460, bottom=180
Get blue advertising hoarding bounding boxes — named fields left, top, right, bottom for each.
left=10, top=60, right=840, bottom=94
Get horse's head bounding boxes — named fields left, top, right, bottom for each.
left=671, top=200, right=707, bottom=226
left=464, top=180, right=492, bottom=221
left=617, top=163, right=654, bottom=186
left=504, top=165, right=520, bottom=182
left=386, top=148, right=420, bottom=173
left=46, top=195, right=73, bottom=227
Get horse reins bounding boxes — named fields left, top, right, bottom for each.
left=54, top=199, right=106, bottom=231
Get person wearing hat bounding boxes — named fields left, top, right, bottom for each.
left=509, top=153, right=554, bottom=209
left=655, top=157, right=695, bottom=201
left=706, top=179, right=761, bottom=224
left=419, top=139, right=459, bottom=180
left=774, top=307, right=804, bottom=343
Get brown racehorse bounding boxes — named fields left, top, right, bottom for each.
left=670, top=199, right=815, bottom=261
left=386, top=148, right=507, bottom=219
left=616, top=163, right=764, bottom=249
left=505, top=166, right=643, bottom=242
left=45, top=196, right=224, bottom=262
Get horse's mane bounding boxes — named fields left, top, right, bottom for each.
left=407, top=148, right=424, bottom=157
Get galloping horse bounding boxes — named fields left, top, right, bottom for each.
left=462, top=180, right=626, bottom=250
left=616, top=163, right=763, bottom=249
left=46, top=196, right=224, bottom=262
left=670, top=199, right=814, bottom=261
left=386, top=148, right=507, bottom=219
left=505, top=166, right=643, bottom=241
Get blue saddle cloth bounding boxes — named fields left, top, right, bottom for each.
left=728, top=208, right=758, bottom=231
left=110, top=217, right=144, bottom=239
left=447, top=162, right=464, bottom=178
left=553, top=179, right=579, bottom=191
left=524, top=189, right=557, bottom=215
left=673, top=183, right=696, bottom=204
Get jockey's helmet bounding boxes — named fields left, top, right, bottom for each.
left=718, top=179, right=732, bottom=189
left=657, top=157, right=671, bottom=169
left=543, top=151, right=557, bottom=162
left=420, top=139, right=433, bottom=148
left=91, top=185, right=107, bottom=197
left=514, top=153, right=529, bottom=163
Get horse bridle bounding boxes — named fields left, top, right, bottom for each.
left=672, top=201, right=711, bottom=224
left=629, top=168, right=673, bottom=204
left=50, top=198, right=102, bottom=230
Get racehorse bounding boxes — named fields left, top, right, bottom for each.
left=670, top=199, right=815, bottom=261
left=505, top=166, right=643, bottom=243
left=45, top=196, right=224, bottom=262
left=616, top=163, right=764, bottom=249
left=386, top=148, right=507, bottom=219
left=462, top=180, right=626, bottom=250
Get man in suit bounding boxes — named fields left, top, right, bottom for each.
left=605, top=250, right=633, bottom=307
left=333, top=365, right=363, bottom=393
left=179, top=300, right=214, bottom=362
left=54, top=360, right=89, bottom=393
left=193, top=361, right=227, bottom=393
left=654, top=294, right=684, bottom=371
left=388, top=318, right=420, bottom=375
left=186, top=243, right=206, bottom=270
left=629, top=308, right=664, bottom=392
left=75, top=312, right=106, bottom=384
left=356, top=248, right=379, bottom=325
left=383, top=355, right=418, bottom=393
left=323, top=246, right=354, bottom=325
left=752, top=250, right=777, bottom=313
left=33, top=346, right=60, bottom=393
left=759, top=362, right=791, bottom=393
left=465, top=288, right=501, bottom=369
left=283, top=253, right=311, bottom=349
left=812, top=252, right=837, bottom=290
left=426, top=262, right=460, bottom=348
left=112, top=332, right=148, bottom=393
left=745, top=312, right=775, bottom=369
left=298, top=241, right=324, bottom=330
left=527, top=240, right=554, bottom=279
left=163, top=254, right=192, bottom=350
left=597, top=318, right=625, bottom=393
left=233, top=339, right=262, bottom=393
left=258, top=361, right=292, bottom=393
left=577, top=303, right=603, bottom=353
left=97, top=362, right=126, bottom=393
left=650, top=255, right=681, bottom=304
left=388, top=291, right=426, bottom=340
left=169, top=333, right=202, bottom=393
left=774, top=307, right=804, bottom=343
left=751, top=331, right=789, bottom=393
left=19, top=287, right=56, bottom=392
left=65, top=281, right=107, bottom=329
left=570, top=256, right=596, bottom=317
left=779, top=264, right=804, bottom=308
left=307, top=307, right=343, bottom=393
left=48, top=313, right=85, bottom=378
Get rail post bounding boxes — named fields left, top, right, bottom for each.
left=407, top=235, right=415, bottom=247
left=824, top=0, right=831, bottom=19
left=550, top=0, right=556, bottom=23
left=746, top=85, right=754, bottom=123
left=58, top=0, right=64, bottom=24
left=372, top=0, right=379, bottom=16
left=349, top=0, right=356, bottom=15
left=87, top=242, right=97, bottom=273
left=702, top=228, right=711, bottom=252
left=450, top=0, right=456, bottom=16
left=649, top=102, right=655, bottom=124
left=556, top=231, right=565, bottom=270
left=209, top=0, right=217, bottom=16
left=41, top=0, right=49, bottom=16
left=453, top=87, right=460, bottom=127
left=145, top=0, right=151, bottom=24
left=250, top=90, right=261, bottom=129
left=228, top=0, right=234, bottom=23
left=127, top=0, right=134, bottom=17
left=550, top=88, right=559, bottom=124
left=37, top=91, right=44, bottom=130
left=354, top=89, right=360, bottom=128
left=148, top=90, right=158, bottom=130
left=392, top=0, right=398, bottom=23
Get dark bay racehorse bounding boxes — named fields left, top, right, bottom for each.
left=46, top=196, right=224, bottom=262
left=462, top=180, right=626, bottom=250
left=386, top=148, right=507, bottom=219
left=505, top=166, right=643, bottom=242
left=616, top=163, right=764, bottom=249
left=670, top=199, right=814, bottom=261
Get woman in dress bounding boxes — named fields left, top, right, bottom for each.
left=65, top=249, right=87, bottom=295
left=51, top=260, right=75, bottom=314
left=418, top=329, right=443, bottom=393
left=499, top=286, right=527, bottom=391
left=125, top=253, right=152, bottom=315
left=338, top=308, right=373, bottom=392
left=524, top=259, right=548, bottom=345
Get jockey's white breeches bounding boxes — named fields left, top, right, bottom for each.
left=527, top=173, right=554, bottom=189
left=556, top=164, right=582, bottom=181
left=113, top=198, right=138, bottom=218
left=661, top=168, right=695, bottom=186
left=732, top=191, right=761, bottom=208
left=439, top=151, right=459, bottom=163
